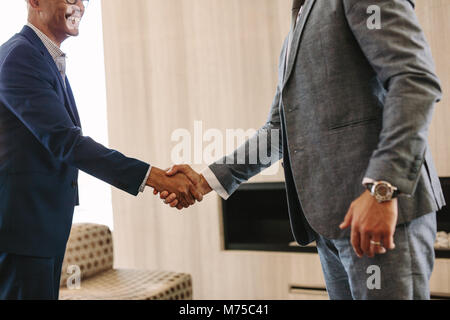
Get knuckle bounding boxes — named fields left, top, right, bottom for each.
left=371, top=228, right=381, bottom=235
left=361, top=227, right=372, bottom=234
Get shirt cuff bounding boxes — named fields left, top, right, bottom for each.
left=201, top=167, right=230, bottom=200
left=139, top=165, right=152, bottom=193
left=362, top=177, right=376, bottom=186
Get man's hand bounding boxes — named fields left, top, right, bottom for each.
left=339, top=190, right=398, bottom=258
left=146, top=167, right=203, bottom=208
left=153, top=165, right=212, bottom=210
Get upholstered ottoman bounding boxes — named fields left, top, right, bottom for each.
left=59, top=223, right=193, bottom=300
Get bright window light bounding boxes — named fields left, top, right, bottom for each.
left=0, top=1, right=113, bottom=230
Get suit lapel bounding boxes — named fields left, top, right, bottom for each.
left=283, top=0, right=316, bottom=87
left=20, top=26, right=78, bottom=126
left=280, top=38, right=289, bottom=84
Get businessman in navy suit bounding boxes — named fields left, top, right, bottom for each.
left=0, top=0, right=203, bottom=300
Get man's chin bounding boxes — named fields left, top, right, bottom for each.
left=64, top=19, right=81, bottom=37
left=65, top=29, right=80, bottom=37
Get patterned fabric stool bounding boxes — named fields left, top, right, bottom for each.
left=59, top=223, right=193, bottom=300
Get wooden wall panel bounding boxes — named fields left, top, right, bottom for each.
left=101, top=0, right=450, bottom=299
left=416, top=0, right=450, bottom=176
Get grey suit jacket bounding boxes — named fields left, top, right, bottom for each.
left=206, top=0, right=445, bottom=244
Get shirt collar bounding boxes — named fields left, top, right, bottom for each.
left=27, top=22, right=66, bottom=62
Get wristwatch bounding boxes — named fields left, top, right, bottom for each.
left=366, top=181, right=399, bottom=203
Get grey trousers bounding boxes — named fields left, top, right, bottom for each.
left=315, top=212, right=437, bottom=300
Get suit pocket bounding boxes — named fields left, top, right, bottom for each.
left=328, top=117, right=381, bottom=132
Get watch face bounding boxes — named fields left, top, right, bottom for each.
left=374, top=183, right=393, bottom=201
left=376, top=184, right=389, bottom=197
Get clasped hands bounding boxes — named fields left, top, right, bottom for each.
left=146, top=165, right=212, bottom=210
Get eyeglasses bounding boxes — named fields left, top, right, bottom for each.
left=66, top=0, right=89, bottom=9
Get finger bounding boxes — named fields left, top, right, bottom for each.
left=160, top=191, right=169, bottom=200
left=180, top=166, right=201, bottom=184
left=166, top=165, right=180, bottom=176
left=179, top=195, right=191, bottom=208
left=165, top=193, right=177, bottom=204
left=169, top=200, right=179, bottom=208
left=339, top=209, right=353, bottom=230
left=361, top=230, right=372, bottom=258
left=153, top=189, right=158, bottom=195
left=186, top=193, right=195, bottom=206
left=351, top=227, right=363, bottom=258
left=183, top=187, right=195, bottom=206
left=383, top=231, right=396, bottom=251
left=168, top=165, right=200, bottom=184
left=177, top=204, right=183, bottom=210
left=189, top=185, right=203, bottom=202
left=370, top=235, right=386, bottom=256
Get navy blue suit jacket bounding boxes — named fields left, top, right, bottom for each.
left=0, top=26, right=150, bottom=257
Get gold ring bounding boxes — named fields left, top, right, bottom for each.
left=370, top=240, right=382, bottom=246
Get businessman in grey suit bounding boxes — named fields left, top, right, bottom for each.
left=157, top=0, right=445, bottom=299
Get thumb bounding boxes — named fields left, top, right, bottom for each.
left=339, top=209, right=353, bottom=230
left=166, top=165, right=179, bottom=176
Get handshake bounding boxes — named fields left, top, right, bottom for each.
left=145, top=165, right=213, bottom=210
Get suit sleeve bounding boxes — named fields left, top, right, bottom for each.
left=0, top=44, right=150, bottom=196
left=343, top=0, right=442, bottom=196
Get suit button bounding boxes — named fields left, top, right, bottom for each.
left=408, top=174, right=416, bottom=181
left=414, top=160, right=422, bottom=167
left=411, top=167, right=419, bottom=173
left=72, top=181, right=78, bottom=188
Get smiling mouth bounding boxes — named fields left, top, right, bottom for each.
left=65, top=6, right=82, bottom=30
left=65, top=14, right=81, bottom=26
